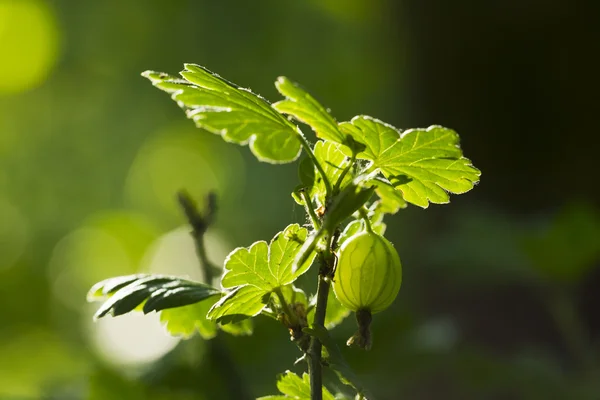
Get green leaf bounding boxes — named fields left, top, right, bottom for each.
left=324, top=291, right=350, bottom=329
left=257, top=370, right=335, bottom=400
left=339, top=116, right=480, bottom=208
left=160, top=294, right=254, bottom=338
left=88, top=275, right=221, bottom=320
left=142, top=65, right=302, bottom=164
left=160, top=295, right=220, bottom=339
left=210, top=225, right=317, bottom=323
left=304, top=325, right=370, bottom=398
left=87, top=274, right=150, bottom=301
left=278, top=285, right=308, bottom=308
left=142, top=280, right=222, bottom=313
left=368, top=176, right=407, bottom=214
left=207, top=285, right=271, bottom=323
left=297, top=141, right=351, bottom=207
left=273, top=77, right=346, bottom=145
left=221, top=224, right=316, bottom=290
left=218, top=318, right=254, bottom=336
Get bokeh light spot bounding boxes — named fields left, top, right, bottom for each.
left=87, top=311, right=179, bottom=369
left=141, top=226, right=231, bottom=282
left=0, top=0, right=60, bottom=94
left=48, top=211, right=160, bottom=310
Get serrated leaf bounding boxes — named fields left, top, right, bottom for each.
left=94, top=284, right=152, bottom=319
left=274, top=77, right=346, bottom=145
left=160, top=295, right=220, bottom=339
left=89, top=275, right=221, bottom=320
left=304, top=325, right=370, bottom=398
left=221, top=224, right=317, bottom=290
left=142, top=65, right=302, bottom=164
left=87, top=274, right=150, bottom=301
left=207, top=285, right=270, bottom=323
left=339, top=116, right=480, bottom=208
left=92, top=275, right=173, bottom=319
left=278, top=285, right=308, bottom=308
left=257, top=370, right=335, bottom=400
left=142, top=281, right=221, bottom=313
left=368, top=176, right=407, bottom=214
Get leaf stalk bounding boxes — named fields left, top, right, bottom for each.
left=301, top=189, right=322, bottom=230
left=274, top=286, right=299, bottom=327
left=297, top=133, right=333, bottom=197
left=333, top=152, right=356, bottom=194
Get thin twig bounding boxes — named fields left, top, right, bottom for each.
left=178, top=190, right=252, bottom=400
left=178, top=191, right=220, bottom=281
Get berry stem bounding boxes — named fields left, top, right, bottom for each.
left=347, top=309, right=373, bottom=350
left=359, top=207, right=373, bottom=233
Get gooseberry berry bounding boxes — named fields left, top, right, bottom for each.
left=333, top=231, right=402, bottom=313
left=332, top=230, right=402, bottom=349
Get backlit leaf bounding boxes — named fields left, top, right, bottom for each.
left=257, top=370, right=335, bottom=400
left=221, top=224, right=316, bottom=289
left=218, top=318, right=254, bottom=336
left=142, top=65, right=302, bottom=163
left=88, top=275, right=221, bottom=320
left=160, top=295, right=220, bottom=339
left=207, top=285, right=270, bottom=323
left=274, top=77, right=346, bottom=145
left=339, top=116, right=480, bottom=208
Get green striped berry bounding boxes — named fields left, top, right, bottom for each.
left=333, top=231, right=402, bottom=314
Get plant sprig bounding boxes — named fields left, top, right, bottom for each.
left=88, top=64, right=481, bottom=400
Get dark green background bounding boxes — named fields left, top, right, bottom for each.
left=1, top=0, right=598, bottom=399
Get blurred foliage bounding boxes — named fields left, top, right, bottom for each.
left=0, top=0, right=598, bottom=399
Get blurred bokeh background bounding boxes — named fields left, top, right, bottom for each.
left=1, top=0, right=599, bottom=399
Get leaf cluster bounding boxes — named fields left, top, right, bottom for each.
left=89, top=64, right=481, bottom=399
